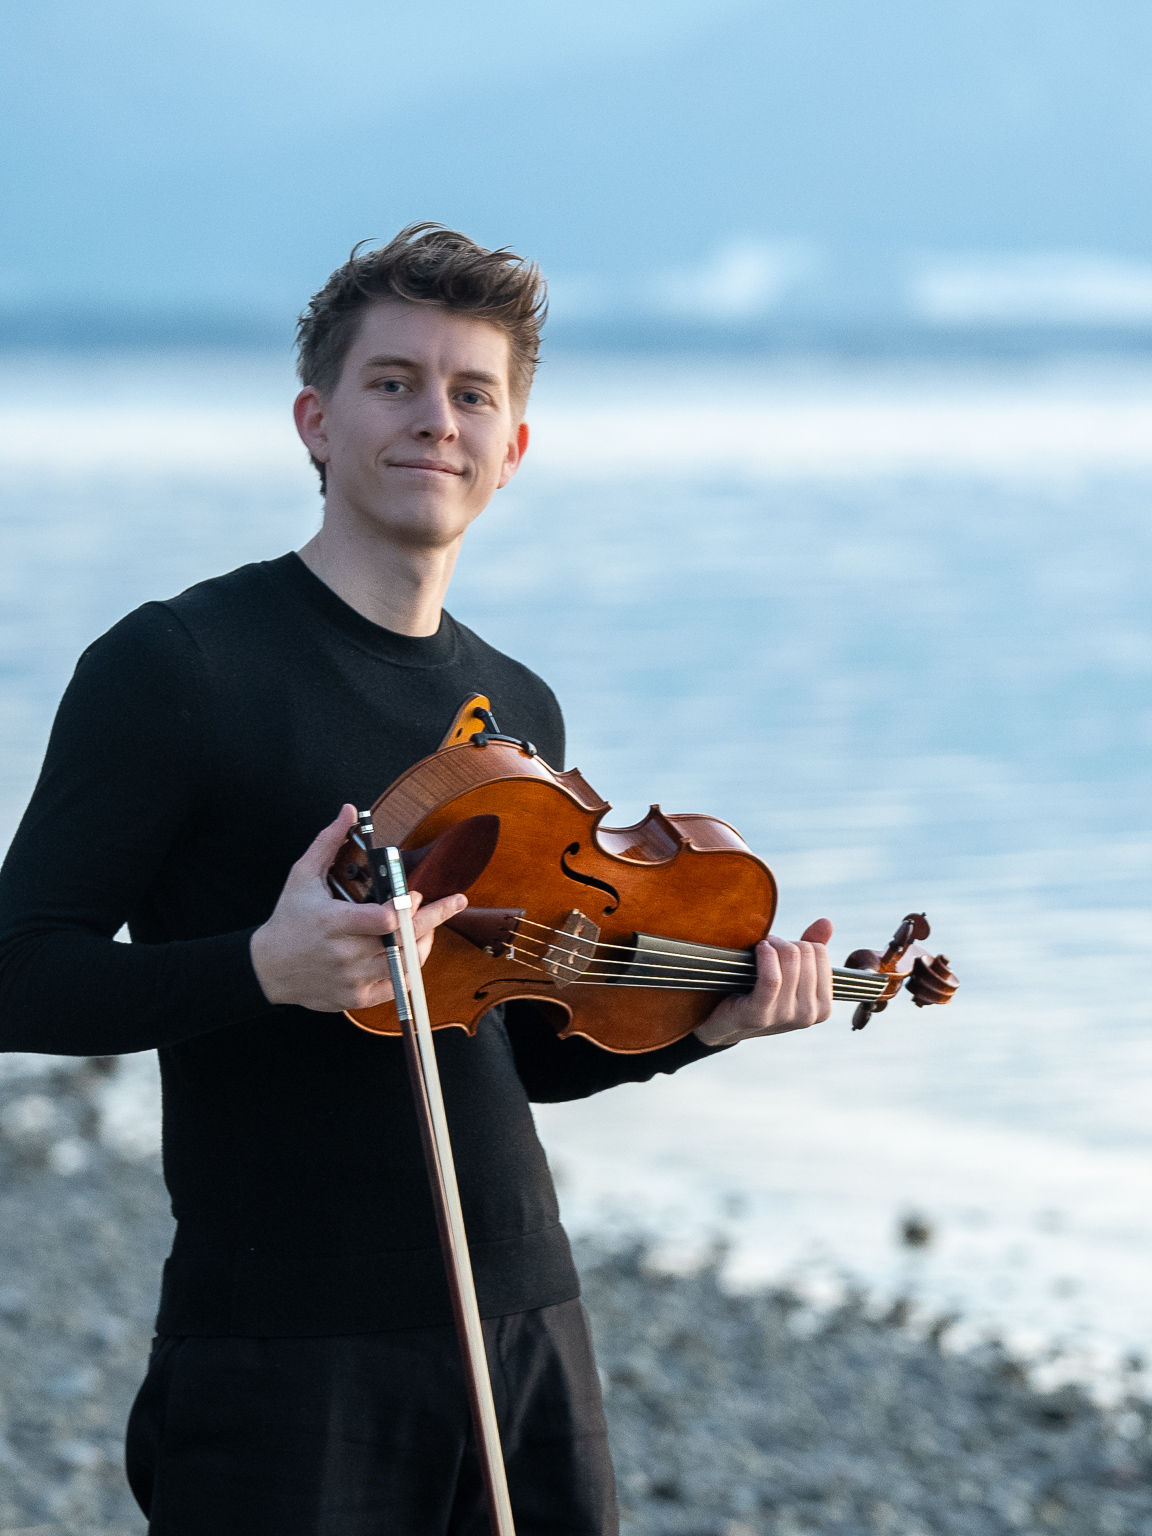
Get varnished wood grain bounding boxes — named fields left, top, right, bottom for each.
left=337, top=739, right=778, bottom=1053
left=438, top=693, right=491, bottom=749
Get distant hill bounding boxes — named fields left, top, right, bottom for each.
left=3, top=0, right=1151, bottom=348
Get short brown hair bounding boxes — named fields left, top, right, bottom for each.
left=296, top=223, right=547, bottom=492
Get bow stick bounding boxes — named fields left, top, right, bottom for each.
left=359, top=815, right=516, bottom=1536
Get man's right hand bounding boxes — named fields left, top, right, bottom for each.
left=250, top=803, right=467, bottom=1012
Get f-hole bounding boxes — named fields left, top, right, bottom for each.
left=559, top=842, right=621, bottom=915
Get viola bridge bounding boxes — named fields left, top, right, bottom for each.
left=540, top=910, right=601, bottom=988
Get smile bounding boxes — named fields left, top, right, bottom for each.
left=387, top=461, right=463, bottom=476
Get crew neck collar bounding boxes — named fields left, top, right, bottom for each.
left=266, top=552, right=459, bottom=668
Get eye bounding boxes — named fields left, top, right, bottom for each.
left=457, top=390, right=486, bottom=406
left=376, top=378, right=407, bottom=394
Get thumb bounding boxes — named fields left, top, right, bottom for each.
left=294, top=803, right=359, bottom=881
left=801, top=918, right=834, bottom=945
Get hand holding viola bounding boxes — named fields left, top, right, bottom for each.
left=693, top=919, right=835, bottom=1046
left=250, top=803, right=466, bottom=1013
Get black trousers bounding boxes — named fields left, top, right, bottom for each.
left=125, top=1299, right=618, bottom=1535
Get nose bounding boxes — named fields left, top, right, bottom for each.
left=412, top=385, right=458, bottom=443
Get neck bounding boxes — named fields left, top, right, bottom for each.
left=298, top=503, right=461, bottom=637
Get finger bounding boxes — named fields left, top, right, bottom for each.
left=800, top=917, right=834, bottom=945
left=293, top=803, right=359, bottom=881
left=753, top=938, right=783, bottom=1003
left=348, top=972, right=402, bottom=1009
left=342, top=935, right=440, bottom=1000
left=332, top=891, right=429, bottom=936
left=795, top=940, right=830, bottom=1025
left=814, top=939, right=833, bottom=1020
left=348, top=912, right=448, bottom=999
left=764, top=935, right=802, bottom=1012
left=345, top=955, right=403, bottom=996
left=411, top=893, right=469, bottom=938
left=793, top=939, right=817, bottom=1021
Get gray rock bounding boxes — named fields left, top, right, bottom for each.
left=576, top=1241, right=1152, bottom=1534
left=2, top=1061, right=1151, bottom=1534
left=0, top=1059, right=172, bottom=1535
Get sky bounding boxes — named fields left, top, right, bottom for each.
left=2, top=0, right=1151, bottom=342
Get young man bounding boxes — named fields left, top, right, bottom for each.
left=0, top=225, right=835, bottom=1534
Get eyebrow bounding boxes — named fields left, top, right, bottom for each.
left=360, top=355, right=503, bottom=388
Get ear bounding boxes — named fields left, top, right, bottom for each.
left=496, top=420, right=530, bottom=490
left=294, top=387, right=330, bottom=465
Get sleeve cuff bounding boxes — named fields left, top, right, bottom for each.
left=647, top=1028, right=735, bottom=1074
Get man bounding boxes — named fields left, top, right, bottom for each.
left=0, top=225, right=834, bottom=1534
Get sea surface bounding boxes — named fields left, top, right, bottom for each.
left=1, top=347, right=1149, bottom=1389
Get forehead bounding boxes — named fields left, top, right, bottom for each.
left=343, top=299, right=510, bottom=383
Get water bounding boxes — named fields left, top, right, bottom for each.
left=2, top=348, right=1149, bottom=1387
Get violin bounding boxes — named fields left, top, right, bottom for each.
left=328, top=696, right=958, bottom=1050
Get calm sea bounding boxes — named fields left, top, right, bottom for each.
left=2, top=348, right=1149, bottom=1387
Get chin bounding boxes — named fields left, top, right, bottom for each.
left=370, top=503, right=476, bottom=550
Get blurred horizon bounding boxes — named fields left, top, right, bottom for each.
left=3, top=0, right=1152, bottom=355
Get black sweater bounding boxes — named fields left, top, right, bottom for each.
left=0, top=554, right=714, bottom=1335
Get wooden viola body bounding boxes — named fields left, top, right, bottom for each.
left=332, top=734, right=778, bottom=1054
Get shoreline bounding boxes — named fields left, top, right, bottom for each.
left=579, top=1239, right=1151, bottom=1534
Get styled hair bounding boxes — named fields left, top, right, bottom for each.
left=296, top=223, right=547, bottom=492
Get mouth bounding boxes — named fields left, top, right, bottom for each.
left=386, top=460, right=464, bottom=476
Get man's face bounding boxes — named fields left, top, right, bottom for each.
left=294, top=299, right=527, bottom=549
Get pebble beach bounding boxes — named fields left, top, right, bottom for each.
left=2, top=1058, right=1150, bottom=1536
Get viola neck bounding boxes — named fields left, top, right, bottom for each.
left=510, top=923, right=891, bottom=1002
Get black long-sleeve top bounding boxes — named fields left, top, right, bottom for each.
left=0, top=554, right=715, bottom=1335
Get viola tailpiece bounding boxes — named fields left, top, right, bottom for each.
left=328, top=695, right=959, bottom=1052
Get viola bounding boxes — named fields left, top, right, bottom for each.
left=328, top=696, right=957, bottom=1050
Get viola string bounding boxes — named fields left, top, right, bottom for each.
left=515, top=917, right=762, bottom=965
left=503, top=930, right=885, bottom=993
left=512, top=926, right=755, bottom=974
left=507, top=933, right=755, bottom=981
left=513, top=946, right=884, bottom=995
left=498, top=933, right=887, bottom=997
left=498, top=952, right=882, bottom=998
left=511, top=917, right=886, bottom=986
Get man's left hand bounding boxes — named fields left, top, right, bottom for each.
left=693, top=919, right=834, bottom=1048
